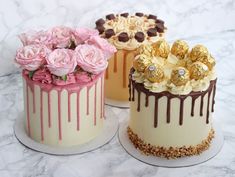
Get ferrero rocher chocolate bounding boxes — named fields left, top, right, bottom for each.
left=170, top=67, right=190, bottom=86
left=133, top=54, right=151, bottom=72
left=144, top=63, right=164, bottom=83
left=199, top=54, right=216, bottom=70
left=136, top=44, right=154, bottom=57
left=152, top=39, right=170, bottom=59
left=189, top=61, right=209, bottom=80
left=171, top=40, right=189, bottom=60
left=189, top=44, right=209, bottom=62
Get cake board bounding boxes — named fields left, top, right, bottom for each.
left=14, top=113, right=119, bottom=155
left=118, top=121, right=224, bottom=167
left=105, top=98, right=130, bottom=108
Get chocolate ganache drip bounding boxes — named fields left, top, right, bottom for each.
left=128, top=68, right=217, bottom=127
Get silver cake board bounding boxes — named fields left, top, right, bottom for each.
left=14, top=115, right=119, bottom=155
left=105, top=98, right=130, bottom=108
left=119, top=121, right=224, bottom=168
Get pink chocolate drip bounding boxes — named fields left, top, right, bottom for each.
left=68, top=93, right=71, bottom=122
left=94, top=82, right=97, bottom=125
left=76, top=90, right=81, bottom=130
left=58, top=91, right=62, bottom=140
left=26, top=85, right=31, bottom=137
left=48, top=91, right=51, bottom=128
left=86, top=86, right=91, bottom=115
left=40, top=89, right=44, bottom=141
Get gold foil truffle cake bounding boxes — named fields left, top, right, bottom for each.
left=15, top=26, right=116, bottom=147
left=95, top=13, right=167, bottom=104
left=128, top=39, right=217, bottom=158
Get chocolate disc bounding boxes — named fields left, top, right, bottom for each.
left=156, top=19, right=164, bottom=24
left=155, top=23, right=164, bottom=33
left=105, top=29, right=115, bottom=38
left=96, top=25, right=105, bottom=34
left=147, top=28, right=157, bottom=37
left=135, top=12, right=144, bottom=17
left=120, top=13, right=129, bottom=17
left=148, top=14, right=157, bottom=20
left=118, top=32, right=129, bottom=42
left=95, top=18, right=105, bottom=26
left=106, top=14, right=115, bottom=20
left=134, top=32, right=145, bottom=42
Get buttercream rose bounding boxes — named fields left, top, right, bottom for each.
left=50, top=26, right=73, bottom=48
left=74, top=44, right=107, bottom=74
left=87, top=36, right=117, bottom=59
left=46, top=49, right=76, bottom=76
left=15, top=44, right=50, bottom=71
left=73, top=28, right=99, bottom=45
left=52, top=73, right=76, bottom=86
left=32, top=68, right=52, bottom=84
left=19, top=30, right=52, bottom=48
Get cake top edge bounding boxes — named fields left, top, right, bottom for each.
left=131, top=39, right=217, bottom=95
left=96, top=13, right=167, bottom=50
left=15, top=26, right=116, bottom=86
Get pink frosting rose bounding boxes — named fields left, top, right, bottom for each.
left=19, top=30, right=52, bottom=48
left=74, top=44, right=107, bottom=74
left=87, top=36, right=117, bottom=59
left=50, top=26, right=73, bottom=48
left=75, top=71, right=94, bottom=83
left=52, top=73, right=76, bottom=86
left=15, top=44, right=51, bottom=71
left=32, top=68, right=52, bottom=84
left=73, top=28, right=99, bottom=45
left=46, top=49, right=76, bottom=76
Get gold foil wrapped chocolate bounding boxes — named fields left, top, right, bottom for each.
left=171, top=40, right=189, bottom=60
left=189, top=44, right=209, bottom=62
left=136, top=44, right=154, bottom=57
left=189, top=61, right=209, bottom=80
left=199, top=54, right=216, bottom=70
left=133, top=54, right=151, bottom=72
left=152, top=39, right=170, bottom=59
left=144, top=63, right=164, bottom=83
left=170, top=67, right=190, bottom=86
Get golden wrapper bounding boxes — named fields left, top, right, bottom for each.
left=152, top=39, right=170, bottom=59
left=136, top=44, right=154, bottom=57
left=133, top=54, right=151, bottom=72
left=144, top=63, right=164, bottom=83
left=199, top=54, right=216, bottom=70
left=189, top=61, right=209, bottom=80
left=189, top=44, right=209, bottom=62
left=170, top=67, right=190, bottom=86
left=171, top=40, right=189, bottom=60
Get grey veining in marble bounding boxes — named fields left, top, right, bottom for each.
left=1, top=0, right=235, bottom=177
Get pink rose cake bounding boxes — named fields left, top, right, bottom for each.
left=15, top=26, right=116, bottom=147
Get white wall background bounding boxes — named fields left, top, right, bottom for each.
left=0, top=0, right=235, bottom=76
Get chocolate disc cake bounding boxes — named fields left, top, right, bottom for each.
left=95, top=13, right=167, bottom=105
left=128, top=39, right=217, bottom=158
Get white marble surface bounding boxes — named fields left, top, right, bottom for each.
left=1, top=0, right=235, bottom=177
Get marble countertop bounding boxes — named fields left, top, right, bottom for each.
left=0, top=30, right=235, bottom=177
left=1, top=0, right=235, bottom=176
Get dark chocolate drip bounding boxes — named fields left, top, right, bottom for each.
left=145, top=95, right=149, bottom=107
left=200, top=95, right=204, bottom=116
left=129, top=68, right=217, bottom=127
left=137, top=91, right=141, bottom=112
left=212, top=83, right=217, bottom=112
left=154, top=97, right=159, bottom=128
left=166, top=98, right=171, bottom=123
left=128, top=74, right=132, bottom=101
left=179, top=98, right=185, bottom=125
left=206, top=89, right=212, bottom=124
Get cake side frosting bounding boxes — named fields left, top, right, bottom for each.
left=96, top=13, right=166, bottom=50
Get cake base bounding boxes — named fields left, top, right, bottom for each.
left=105, top=98, right=129, bottom=108
left=14, top=113, right=119, bottom=155
left=118, top=121, right=223, bottom=167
